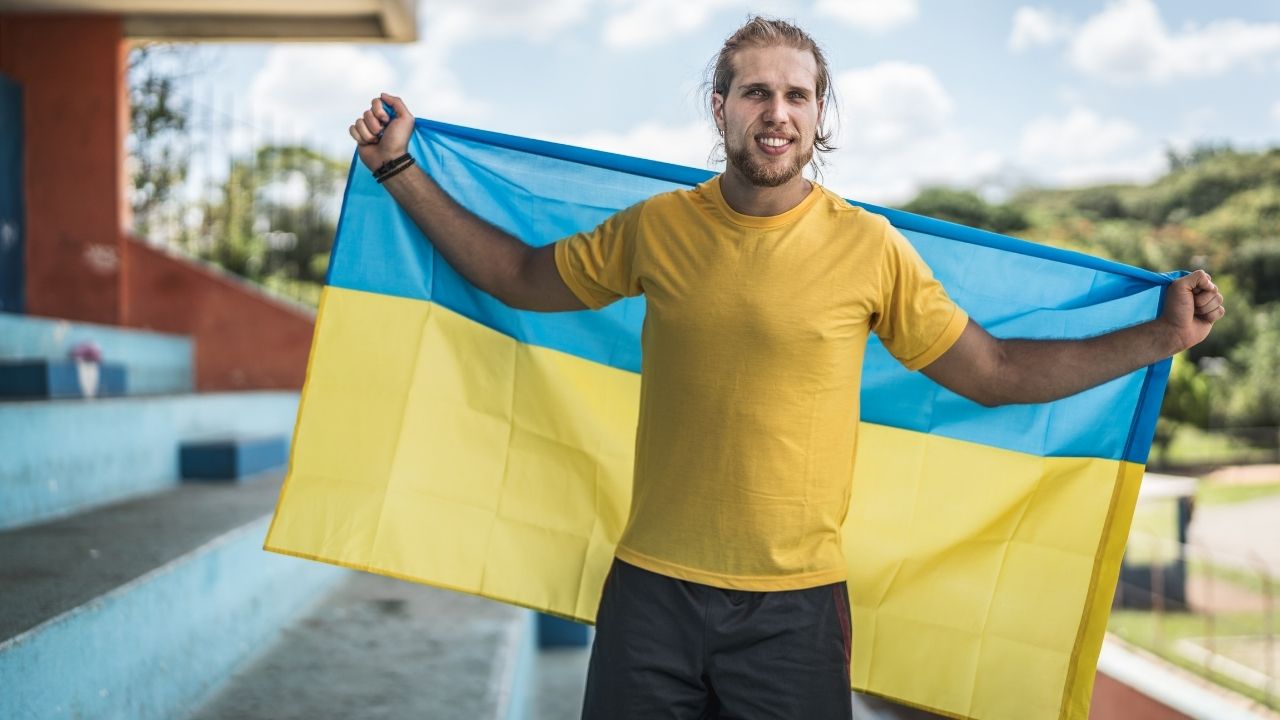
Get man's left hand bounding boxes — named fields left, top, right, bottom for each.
left=1160, top=269, right=1225, bottom=352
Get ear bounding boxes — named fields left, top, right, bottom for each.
left=711, top=91, right=726, bottom=135
left=817, top=95, right=826, bottom=124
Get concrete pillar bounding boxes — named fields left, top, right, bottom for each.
left=0, top=14, right=128, bottom=324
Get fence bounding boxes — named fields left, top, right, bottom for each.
left=1115, top=530, right=1278, bottom=711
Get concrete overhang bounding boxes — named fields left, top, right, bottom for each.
left=0, top=0, right=417, bottom=42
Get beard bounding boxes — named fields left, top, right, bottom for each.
left=725, top=132, right=814, bottom=188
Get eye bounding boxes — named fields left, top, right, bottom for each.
left=746, top=88, right=766, bottom=97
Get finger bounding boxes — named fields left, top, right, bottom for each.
left=362, top=109, right=383, bottom=135
left=1194, top=289, right=1222, bottom=309
left=1196, top=297, right=1223, bottom=316
left=353, top=118, right=378, bottom=144
left=1187, top=269, right=1213, bottom=292
left=1206, top=306, right=1226, bottom=322
left=381, top=92, right=410, bottom=117
left=348, top=124, right=362, bottom=144
left=371, top=97, right=389, bottom=123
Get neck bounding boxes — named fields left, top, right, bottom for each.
left=718, top=165, right=813, bottom=217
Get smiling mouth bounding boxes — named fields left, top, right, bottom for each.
left=756, top=135, right=794, bottom=155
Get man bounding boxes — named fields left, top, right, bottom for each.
left=349, top=16, right=1224, bottom=720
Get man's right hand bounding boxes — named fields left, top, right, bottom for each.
left=349, top=93, right=415, bottom=171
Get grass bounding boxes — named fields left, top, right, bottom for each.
left=1158, top=425, right=1278, bottom=467
left=1199, top=482, right=1280, bottom=506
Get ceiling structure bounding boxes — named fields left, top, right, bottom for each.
left=0, top=0, right=417, bottom=42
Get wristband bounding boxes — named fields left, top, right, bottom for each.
left=372, top=153, right=413, bottom=181
left=375, top=156, right=416, bottom=184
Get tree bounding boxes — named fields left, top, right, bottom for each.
left=899, top=187, right=1028, bottom=234
left=127, top=44, right=193, bottom=241
left=1214, top=305, right=1280, bottom=429
left=190, top=143, right=346, bottom=303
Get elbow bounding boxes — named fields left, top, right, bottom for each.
left=968, top=386, right=1008, bottom=408
left=973, top=344, right=1017, bottom=407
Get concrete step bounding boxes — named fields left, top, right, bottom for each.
left=186, top=573, right=537, bottom=720
left=0, top=391, right=299, bottom=530
left=0, top=471, right=344, bottom=720
left=0, top=311, right=193, bottom=395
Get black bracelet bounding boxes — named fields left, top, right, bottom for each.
left=375, top=156, right=416, bottom=184
left=372, top=153, right=412, bottom=180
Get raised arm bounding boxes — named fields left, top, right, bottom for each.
left=921, top=270, right=1225, bottom=407
left=349, top=93, right=585, bottom=312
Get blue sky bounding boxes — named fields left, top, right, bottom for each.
left=181, top=0, right=1280, bottom=204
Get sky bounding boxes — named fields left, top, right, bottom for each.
left=164, top=0, right=1280, bottom=205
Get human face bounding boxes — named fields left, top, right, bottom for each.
left=712, top=44, right=824, bottom=188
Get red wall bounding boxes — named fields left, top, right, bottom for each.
left=0, top=14, right=129, bottom=325
left=123, top=238, right=314, bottom=390
left=1, top=13, right=314, bottom=391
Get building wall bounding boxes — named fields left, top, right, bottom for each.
left=0, top=14, right=128, bottom=325
left=1090, top=673, right=1194, bottom=720
left=1, top=14, right=313, bottom=391
left=122, top=239, right=314, bottom=391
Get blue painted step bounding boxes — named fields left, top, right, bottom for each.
left=181, top=436, right=290, bottom=481
left=537, top=613, right=592, bottom=648
left=0, top=391, right=300, bottom=530
left=0, top=311, right=193, bottom=395
left=0, top=359, right=127, bottom=399
left=0, top=473, right=344, bottom=720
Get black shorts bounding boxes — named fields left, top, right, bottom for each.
left=581, top=559, right=853, bottom=719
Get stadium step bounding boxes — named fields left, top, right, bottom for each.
left=0, top=391, right=300, bottom=530
left=0, top=470, right=344, bottom=720
left=186, top=573, right=539, bottom=720
left=0, top=311, right=193, bottom=396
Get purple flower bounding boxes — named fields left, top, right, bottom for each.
left=69, top=341, right=103, bottom=363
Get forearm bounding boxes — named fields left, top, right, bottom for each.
left=380, top=164, right=530, bottom=303
left=992, top=319, right=1181, bottom=405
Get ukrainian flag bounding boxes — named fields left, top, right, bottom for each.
left=265, top=119, right=1173, bottom=720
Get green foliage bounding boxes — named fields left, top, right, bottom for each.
left=127, top=44, right=190, bottom=239
left=189, top=143, right=346, bottom=298
left=908, top=144, right=1280, bottom=438
left=1214, top=306, right=1280, bottom=428
left=1069, top=186, right=1129, bottom=221
left=1153, top=353, right=1210, bottom=460
left=1143, top=146, right=1280, bottom=225
left=899, top=187, right=1028, bottom=234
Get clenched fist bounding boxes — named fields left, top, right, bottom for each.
left=348, top=93, right=415, bottom=172
left=1159, top=269, right=1226, bottom=352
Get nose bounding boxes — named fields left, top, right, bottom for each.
left=762, top=95, right=788, bottom=124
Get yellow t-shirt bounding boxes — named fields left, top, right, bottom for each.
left=554, top=175, right=968, bottom=590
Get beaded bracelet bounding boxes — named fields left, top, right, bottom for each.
left=372, top=153, right=413, bottom=182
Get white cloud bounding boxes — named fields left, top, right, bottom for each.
left=1008, top=6, right=1073, bottom=52
left=814, top=0, right=918, bottom=34
left=248, top=45, right=400, bottom=156
left=1067, top=0, right=1280, bottom=83
left=245, top=0, right=595, bottom=155
left=824, top=62, right=1003, bottom=203
left=1015, top=107, right=1164, bottom=186
left=425, top=0, right=593, bottom=46
left=551, top=122, right=721, bottom=169
left=604, top=0, right=746, bottom=49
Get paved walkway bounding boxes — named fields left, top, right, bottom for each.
left=1188, top=494, right=1280, bottom=577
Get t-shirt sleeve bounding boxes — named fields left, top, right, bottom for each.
left=872, top=221, right=969, bottom=371
left=553, top=201, right=646, bottom=310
